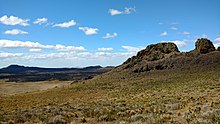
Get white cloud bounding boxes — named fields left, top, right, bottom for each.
left=161, top=40, right=187, bottom=48
left=182, top=31, right=190, bottom=35
left=109, top=7, right=135, bottom=16
left=202, top=34, right=208, bottom=38
left=98, top=47, right=113, bottom=51
left=170, top=22, right=179, bottom=25
left=0, top=39, right=85, bottom=51
left=109, top=9, right=123, bottom=15
left=79, top=27, right=98, bottom=35
left=170, top=27, right=178, bottom=30
left=0, top=39, right=52, bottom=49
left=55, top=44, right=85, bottom=51
left=215, top=38, right=220, bottom=42
left=4, top=29, right=28, bottom=35
left=0, top=52, right=23, bottom=58
left=122, top=46, right=143, bottom=52
left=77, top=52, right=93, bottom=57
left=214, top=43, right=220, bottom=48
left=160, top=32, right=168, bottom=36
left=53, top=20, right=76, bottom=28
left=0, top=15, right=29, bottom=26
left=103, top=33, right=117, bottom=39
left=124, top=7, right=136, bottom=14
left=33, top=18, right=48, bottom=24
left=29, top=49, right=42, bottom=52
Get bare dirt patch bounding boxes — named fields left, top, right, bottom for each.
left=0, top=80, right=71, bottom=95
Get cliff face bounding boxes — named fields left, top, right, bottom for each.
left=120, top=38, right=219, bottom=73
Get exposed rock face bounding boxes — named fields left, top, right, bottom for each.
left=120, top=39, right=220, bottom=73
left=124, top=42, right=179, bottom=64
left=217, top=47, right=220, bottom=51
left=137, top=42, right=179, bottom=61
left=122, top=42, right=180, bottom=72
left=195, top=38, right=215, bottom=53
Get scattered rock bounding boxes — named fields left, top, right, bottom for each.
left=81, top=117, right=87, bottom=123
left=130, top=114, right=146, bottom=122
left=195, top=38, right=215, bottom=53
left=47, top=115, right=67, bottom=124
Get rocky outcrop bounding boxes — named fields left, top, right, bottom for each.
left=195, top=38, right=215, bottom=53
left=217, top=47, right=220, bottom=51
left=122, top=42, right=180, bottom=71
left=120, top=38, right=220, bottom=73
left=124, top=42, right=179, bottom=64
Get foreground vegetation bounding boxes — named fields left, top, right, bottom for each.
left=0, top=65, right=220, bottom=123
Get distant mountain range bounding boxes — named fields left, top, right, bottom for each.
left=0, top=65, right=114, bottom=82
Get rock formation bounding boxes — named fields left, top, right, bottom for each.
left=120, top=38, right=219, bottom=73
left=195, top=38, right=215, bottom=53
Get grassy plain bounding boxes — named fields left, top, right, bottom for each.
left=0, top=65, right=220, bottom=123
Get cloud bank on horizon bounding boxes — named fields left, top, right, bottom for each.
left=0, top=0, right=219, bottom=67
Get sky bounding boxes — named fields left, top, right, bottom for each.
left=0, top=0, right=220, bottom=68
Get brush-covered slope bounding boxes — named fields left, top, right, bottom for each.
left=0, top=38, right=220, bottom=124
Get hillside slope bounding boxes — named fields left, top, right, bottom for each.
left=0, top=38, right=220, bottom=124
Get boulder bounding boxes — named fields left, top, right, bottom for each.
left=195, top=38, right=215, bottom=53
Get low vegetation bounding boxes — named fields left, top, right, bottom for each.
left=1, top=66, right=220, bottom=123
left=0, top=38, right=219, bottom=123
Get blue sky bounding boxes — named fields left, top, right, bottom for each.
left=0, top=0, right=220, bottom=68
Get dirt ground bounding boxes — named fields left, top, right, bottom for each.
left=0, top=80, right=71, bottom=95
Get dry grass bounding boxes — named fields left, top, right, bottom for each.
left=0, top=66, right=220, bottom=123
left=0, top=80, right=71, bottom=95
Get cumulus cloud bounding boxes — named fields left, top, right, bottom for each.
left=214, top=43, right=220, bottom=48
left=53, top=20, right=76, bottom=28
left=109, top=7, right=135, bottom=16
left=54, top=44, right=85, bottom=51
left=97, top=47, right=113, bottom=51
left=102, top=33, right=117, bottom=39
left=161, top=40, right=187, bottom=48
left=170, top=22, right=179, bottom=25
left=215, top=38, right=220, bottom=42
left=33, top=18, right=48, bottom=24
left=0, top=52, right=23, bottom=58
left=124, top=7, right=136, bottom=14
left=182, top=31, right=190, bottom=35
left=29, top=49, right=42, bottom=52
left=160, top=32, right=168, bottom=36
left=0, top=15, right=29, bottom=26
left=202, top=34, right=208, bottom=38
left=0, top=39, right=52, bottom=49
left=77, top=52, right=93, bottom=57
left=170, top=27, right=178, bottom=30
left=122, top=46, right=143, bottom=52
left=4, top=29, right=28, bottom=35
left=79, top=27, right=98, bottom=35
left=0, top=39, right=85, bottom=51
left=109, top=9, right=123, bottom=15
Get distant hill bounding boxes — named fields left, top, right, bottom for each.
left=0, top=65, right=113, bottom=82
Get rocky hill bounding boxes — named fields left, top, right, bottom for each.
left=120, top=38, right=220, bottom=73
